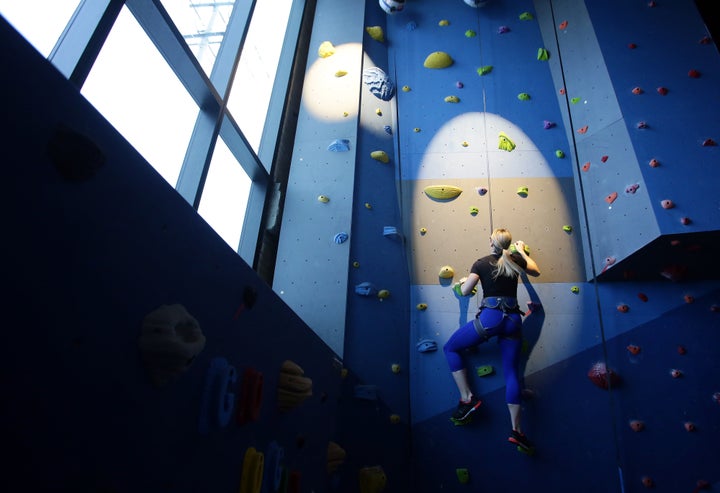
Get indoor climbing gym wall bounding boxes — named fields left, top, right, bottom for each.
left=376, top=0, right=718, bottom=492
left=2, top=15, right=349, bottom=493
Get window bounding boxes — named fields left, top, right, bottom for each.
left=81, top=6, right=198, bottom=188
left=0, top=0, right=80, bottom=57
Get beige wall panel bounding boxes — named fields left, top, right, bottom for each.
left=403, top=177, right=586, bottom=286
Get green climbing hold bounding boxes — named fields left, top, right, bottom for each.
left=456, top=468, right=470, bottom=484
left=465, top=29, right=476, bottom=38
left=477, top=65, right=493, bottom=76
left=563, top=225, right=573, bottom=232
left=476, top=365, right=494, bottom=377
left=537, top=48, right=549, bottom=61
left=518, top=92, right=531, bottom=101
left=555, top=149, right=565, bottom=158
left=519, top=12, right=534, bottom=21
left=498, top=132, right=516, bottom=152
left=571, top=97, right=581, bottom=104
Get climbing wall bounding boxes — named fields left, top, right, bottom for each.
left=273, top=0, right=367, bottom=357
left=377, top=0, right=720, bottom=491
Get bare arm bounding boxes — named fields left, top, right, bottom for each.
left=514, top=241, right=540, bottom=277
left=460, top=273, right=480, bottom=296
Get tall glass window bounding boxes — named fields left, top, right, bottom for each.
left=227, top=0, right=293, bottom=152
left=197, top=134, right=252, bottom=249
left=81, top=6, right=198, bottom=187
left=0, top=0, right=80, bottom=57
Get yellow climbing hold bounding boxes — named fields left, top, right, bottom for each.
left=424, top=51, right=454, bottom=69
left=439, top=19, right=450, bottom=26
left=444, top=95, right=460, bottom=103
left=424, top=185, right=463, bottom=200
left=317, top=195, right=330, bottom=203
left=318, top=41, right=335, bottom=58
left=335, top=70, right=347, bottom=77
left=364, top=202, right=372, bottom=209
left=343, top=111, right=349, bottom=117
left=371, top=150, right=389, bottom=163
left=402, top=85, right=411, bottom=92
left=378, top=289, right=391, bottom=299
left=416, top=303, right=428, bottom=310
left=413, top=127, right=421, bottom=132
left=498, top=132, right=516, bottom=152
left=375, top=108, right=382, bottom=116
left=438, top=265, right=455, bottom=279
left=461, top=141, right=469, bottom=147
left=365, top=25, right=384, bottom=42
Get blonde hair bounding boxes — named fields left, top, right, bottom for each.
left=490, top=228, right=524, bottom=279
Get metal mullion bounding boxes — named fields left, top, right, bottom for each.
left=49, top=0, right=125, bottom=88
left=125, top=0, right=221, bottom=110
left=256, top=0, right=308, bottom=170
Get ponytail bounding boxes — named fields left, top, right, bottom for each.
left=489, top=228, right=523, bottom=279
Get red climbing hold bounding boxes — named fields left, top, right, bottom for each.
left=588, top=362, right=620, bottom=390
left=641, top=476, right=654, bottom=488
left=647, top=1, right=656, bottom=6
left=702, top=138, right=717, bottom=146
left=628, top=42, right=637, bottom=49
left=684, top=294, right=694, bottom=303
left=601, top=155, right=608, bottom=162
left=648, top=158, right=659, bottom=167
left=699, top=36, right=712, bottom=44
left=688, top=69, right=701, bottom=78
left=656, top=86, right=669, bottom=96
left=637, top=293, right=648, bottom=302
left=632, top=87, right=643, bottom=95
left=684, top=421, right=696, bottom=432
left=680, top=217, right=691, bottom=225
left=559, top=88, right=566, bottom=95
left=677, top=345, right=687, bottom=355
left=695, top=479, right=711, bottom=492
left=605, top=192, right=618, bottom=204
left=711, top=305, right=720, bottom=313
left=559, top=20, right=568, bottom=30
left=617, top=304, right=629, bottom=313
left=626, top=345, right=641, bottom=355
left=629, top=419, right=645, bottom=432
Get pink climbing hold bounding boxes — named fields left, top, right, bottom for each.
left=660, top=199, right=674, bottom=209
left=684, top=421, right=696, bottom=432
left=632, top=87, right=643, bottom=95
left=637, top=121, right=649, bottom=129
left=647, top=1, right=656, bottom=7
left=688, top=69, right=701, bottom=78
left=680, top=217, right=691, bottom=225
left=648, top=158, right=660, bottom=167
left=617, top=304, right=629, bottom=313
left=699, top=36, right=711, bottom=44
left=670, top=368, right=683, bottom=378
left=588, top=362, right=620, bottom=390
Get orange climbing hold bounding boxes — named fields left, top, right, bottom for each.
left=626, top=345, right=641, bottom=355
left=684, top=294, right=695, bottom=303
left=582, top=162, right=591, bottom=172
left=605, top=192, right=618, bottom=204
left=637, top=293, right=648, bottom=302
left=559, top=20, right=568, bottom=29
left=577, top=125, right=588, bottom=134
left=648, top=158, right=660, bottom=167
left=617, top=304, right=629, bottom=313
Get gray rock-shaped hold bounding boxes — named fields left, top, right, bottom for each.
left=362, top=67, right=395, bottom=101
left=328, top=139, right=351, bottom=152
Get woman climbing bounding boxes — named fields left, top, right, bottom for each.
left=443, top=228, right=540, bottom=452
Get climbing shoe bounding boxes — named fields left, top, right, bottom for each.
left=508, top=430, right=534, bottom=452
left=452, top=396, right=482, bottom=421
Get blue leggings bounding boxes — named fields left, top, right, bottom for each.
left=443, top=308, right=523, bottom=405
